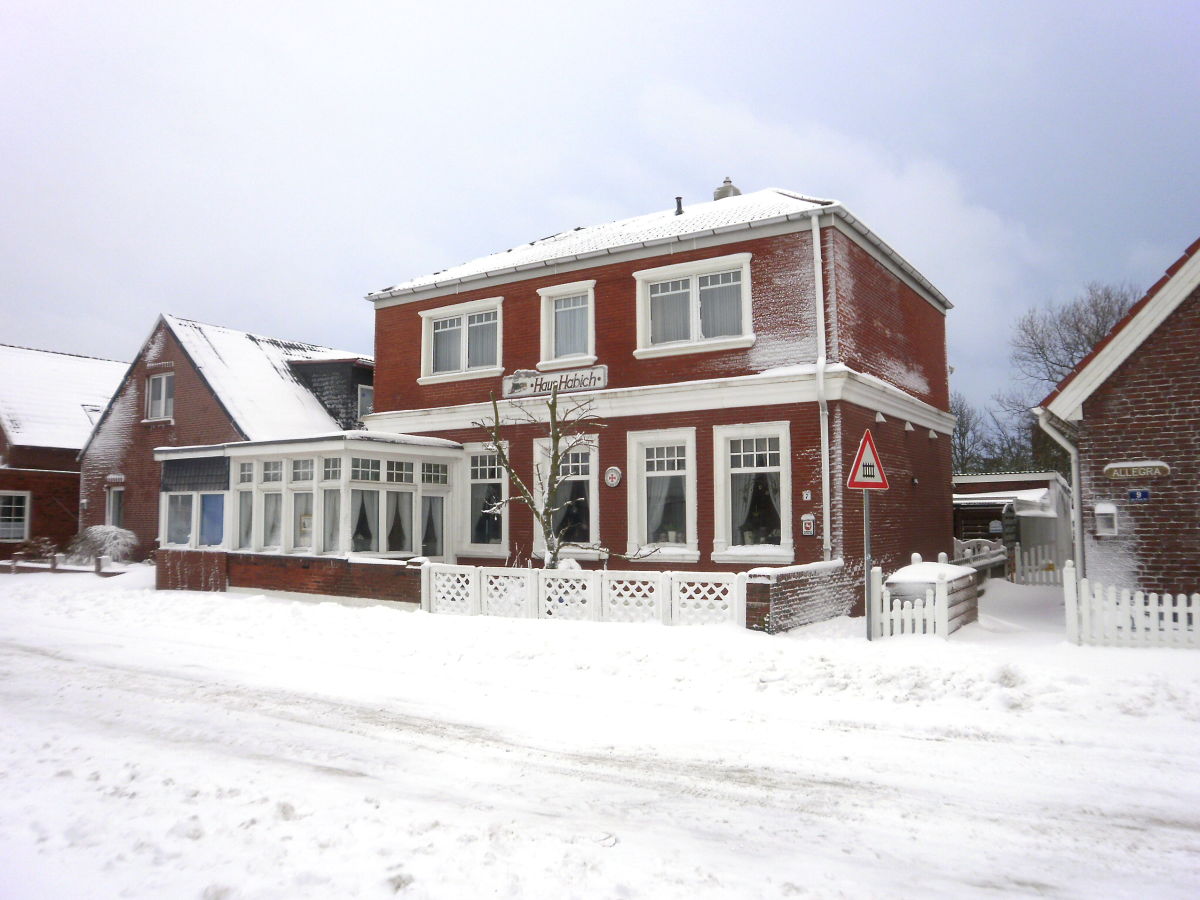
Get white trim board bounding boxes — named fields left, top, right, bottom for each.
left=366, top=366, right=955, bottom=436
left=1046, top=249, right=1200, bottom=421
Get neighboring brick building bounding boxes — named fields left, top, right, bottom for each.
left=1037, top=237, right=1200, bottom=593
left=952, top=471, right=1072, bottom=561
left=79, top=315, right=373, bottom=558
left=0, top=344, right=126, bottom=558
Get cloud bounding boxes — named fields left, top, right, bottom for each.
left=633, top=85, right=1056, bottom=406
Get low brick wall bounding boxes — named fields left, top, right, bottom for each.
left=155, top=549, right=421, bottom=604
left=746, top=558, right=860, bottom=633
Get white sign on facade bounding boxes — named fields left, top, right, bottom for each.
left=1103, top=460, right=1170, bottom=479
left=502, top=366, right=608, bottom=399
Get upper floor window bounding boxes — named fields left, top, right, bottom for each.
left=418, top=297, right=504, bottom=383
left=633, top=253, right=754, bottom=359
left=147, top=372, right=174, bottom=420
left=537, top=280, right=596, bottom=370
left=357, top=384, right=374, bottom=419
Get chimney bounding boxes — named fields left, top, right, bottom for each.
left=713, top=177, right=741, bottom=200
left=674, top=196, right=683, bottom=216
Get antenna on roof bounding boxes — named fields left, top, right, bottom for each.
left=713, top=177, right=741, bottom=200
left=674, top=196, right=683, bottom=216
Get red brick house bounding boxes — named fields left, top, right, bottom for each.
left=0, top=344, right=126, bottom=558
left=79, top=315, right=373, bottom=559
left=149, top=182, right=955, bottom=628
left=1036, top=236, right=1200, bottom=592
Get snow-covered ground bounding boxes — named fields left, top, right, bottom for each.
left=2, top=571, right=1199, bottom=899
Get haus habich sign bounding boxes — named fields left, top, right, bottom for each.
left=502, top=366, right=608, bottom=399
left=1104, top=460, right=1170, bottom=479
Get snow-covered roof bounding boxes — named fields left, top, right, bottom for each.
left=0, top=344, right=127, bottom=450
left=163, top=315, right=372, bottom=442
left=953, top=488, right=1050, bottom=506
left=369, top=189, right=836, bottom=299
left=154, top=430, right=461, bottom=458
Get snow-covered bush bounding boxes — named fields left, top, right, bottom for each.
left=66, top=525, right=137, bottom=564
left=14, top=537, right=57, bottom=560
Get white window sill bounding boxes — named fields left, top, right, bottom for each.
left=142, top=418, right=175, bottom=425
left=630, top=546, right=700, bottom=564
left=711, top=546, right=794, bottom=565
left=417, top=366, right=504, bottom=386
left=461, top=545, right=510, bottom=558
left=534, top=546, right=606, bottom=562
left=536, top=355, right=598, bottom=372
left=633, top=334, right=755, bottom=360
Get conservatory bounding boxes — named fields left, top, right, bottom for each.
left=153, top=432, right=471, bottom=560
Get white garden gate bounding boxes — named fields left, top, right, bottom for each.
left=423, top=563, right=746, bottom=626
left=1062, top=561, right=1199, bottom=647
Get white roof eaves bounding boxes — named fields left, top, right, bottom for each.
left=1045, top=249, right=1200, bottom=421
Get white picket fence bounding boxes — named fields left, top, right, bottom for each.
left=868, top=566, right=950, bottom=639
left=1013, top=542, right=1063, bottom=586
left=1063, top=561, right=1199, bottom=647
left=423, top=563, right=746, bottom=626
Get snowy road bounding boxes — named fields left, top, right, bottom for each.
left=2, top=571, right=1200, bottom=898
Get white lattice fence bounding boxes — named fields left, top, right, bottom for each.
left=1063, top=561, right=1199, bottom=647
left=423, top=564, right=744, bottom=626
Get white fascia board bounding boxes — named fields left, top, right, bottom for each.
left=366, top=366, right=953, bottom=435
left=1046, top=249, right=1200, bottom=421
left=951, top=472, right=1060, bottom=486
left=826, top=214, right=952, bottom=314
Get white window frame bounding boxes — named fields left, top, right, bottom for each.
left=537, top=280, right=596, bottom=370
left=146, top=372, right=175, bottom=421
left=357, top=384, right=374, bottom=419
left=626, top=428, right=698, bottom=563
left=711, top=422, right=793, bottom=564
left=633, top=252, right=754, bottom=359
left=0, top=491, right=31, bottom=543
left=533, top=435, right=600, bottom=560
left=160, top=491, right=229, bottom=550
left=462, top=442, right=508, bottom=557
left=417, top=296, right=504, bottom=384
left=260, top=460, right=283, bottom=484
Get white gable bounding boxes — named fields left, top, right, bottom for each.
left=0, top=345, right=127, bottom=451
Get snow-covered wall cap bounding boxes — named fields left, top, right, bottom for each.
left=163, top=315, right=373, bottom=442
left=368, top=188, right=837, bottom=300
left=0, top=344, right=127, bottom=450
left=153, top=429, right=462, bottom=460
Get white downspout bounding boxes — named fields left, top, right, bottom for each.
left=811, top=214, right=833, bottom=561
left=1034, top=408, right=1084, bottom=576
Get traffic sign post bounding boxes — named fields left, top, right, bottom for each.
left=848, top=430, right=889, bottom=640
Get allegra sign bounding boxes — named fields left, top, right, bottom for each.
left=1103, top=461, right=1170, bottom=479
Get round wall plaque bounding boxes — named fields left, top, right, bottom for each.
left=604, top=466, right=622, bottom=488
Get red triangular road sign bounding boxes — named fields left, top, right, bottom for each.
left=847, top=429, right=889, bottom=490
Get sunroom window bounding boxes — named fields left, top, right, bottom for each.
left=167, top=494, right=192, bottom=545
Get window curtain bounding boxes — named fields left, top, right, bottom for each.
left=351, top=489, right=378, bottom=552
left=432, top=321, right=461, bottom=372
left=553, top=296, right=588, bottom=357
left=699, top=277, right=741, bottom=338
left=386, top=491, right=411, bottom=552
left=238, top=492, right=253, bottom=549
left=292, top=492, right=313, bottom=550
left=471, top=483, right=502, bottom=544
left=322, top=490, right=340, bottom=553
left=650, top=283, right=690, bottom=344
left=263, top=493, right=282, bottom=547
left=730, top=473, right=754, bottom=545
left=422, top=495, right=444, bottom=557
left=644, top=475, right=672, bottom=543
left=467, top=314, right=497, bottom=368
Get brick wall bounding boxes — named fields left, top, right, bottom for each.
left=155, top=548, right=421, bottom=603
left=375, top=231, right=820, bottom=412
left=81, top=321, right=245, bottom=559
left=745, top=559, right=860, bottom=633
left=830, top=228, right=950, bottom=410
left=1076, top=286, right=1200, bottom=593
left=0, top=468, right=81, bottom=558
left=291, top=361, right=373, bottom=430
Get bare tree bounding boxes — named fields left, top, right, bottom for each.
left=1010, top=281, right=1138, bottom=391
left=473, top=379, right=602, bottom=570
left=950, top=392, right=991, bottom=473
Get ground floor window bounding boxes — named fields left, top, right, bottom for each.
left=263, top=492, right=282, bottom=548
left=322, top=489, right=340, bottom=553
left=422, top=495, right=444, bottom=557
left=351, top=489, right=379, bottom=552
left=291, top=492, right=313, bottom=550
left=711, top=423, right=792, bottom=563
left=106, top=487, right=125, bottom=529
left=468, top=451, right=503, bottom=546
left=199, top=494, right=224, bottom=546
left=552, top=449, right=592, bottom=544
left=166, top=494, right=192, bottom=545
left=237, top=492, right=253, bottom=549
left=0, top=493, right=30, bottom=542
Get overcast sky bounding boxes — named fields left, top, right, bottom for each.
left=2, top=1, right=1195, bottom=408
